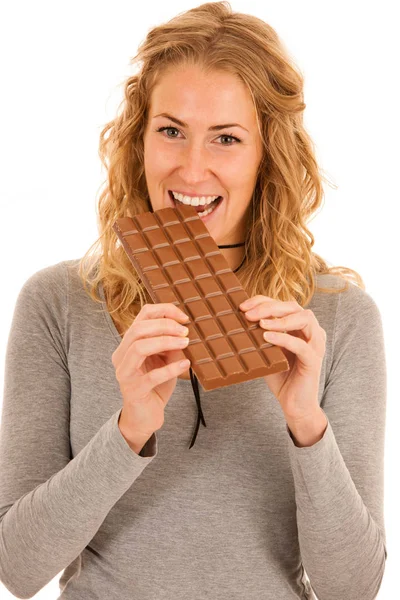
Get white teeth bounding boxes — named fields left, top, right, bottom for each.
left=171, top=191, right=220, bottom=206
left=197, top=203, right=217, bottom=217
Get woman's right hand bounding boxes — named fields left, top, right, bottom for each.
left=112, top=303, right=191, bottom=452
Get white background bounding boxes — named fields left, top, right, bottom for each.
left=0, top=1, right=398, bottom=598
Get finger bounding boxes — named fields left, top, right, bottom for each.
left=144, top=358, right=191, bottom=404
left=259, top=310, right=315, bottom=342
left=135, top=303, right=190, bottom=324
left=243, top=300, right=303, bottom=320
left=121, top=303, right=189, bottom=350
left=113, top=316, right=188, bottom=365
left=157, top=348, right=187, bottom=366
left=262, top=331, right=314, bottom=368
left=239, top=295, right=274, bottom=310
left=132, top=318, right=189, bottom=341
left=134, top=335, right=190, bottom=371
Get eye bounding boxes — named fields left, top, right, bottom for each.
left=156, top=126, right=180, bottom=139
left=155, top=126, right=241, bottom=146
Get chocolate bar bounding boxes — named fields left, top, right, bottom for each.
left=112, top=204, right=289, bottom=391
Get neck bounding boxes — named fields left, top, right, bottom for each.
left=217, top=242, right=245, bottom=273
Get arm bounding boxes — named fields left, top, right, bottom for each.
left=0, top=264, right=157, bottom=599
left=285, top=283, right=387, bottom=600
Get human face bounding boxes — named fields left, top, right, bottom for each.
left=143, top=64, right=263, bottom=245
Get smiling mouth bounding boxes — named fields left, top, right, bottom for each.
left=168, top=190, right=223, bottom=213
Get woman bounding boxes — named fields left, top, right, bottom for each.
left=0, top=2, right=387, bottom=599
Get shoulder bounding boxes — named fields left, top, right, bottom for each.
left=20, top=259, right=78, bottom=290
left=9, top=261, right=83, bottom=347
left=314, top=273, right=384, bottom=345
left=314, top=273, right=381, bottom=315
left=16, top=258, right=82, bottom=311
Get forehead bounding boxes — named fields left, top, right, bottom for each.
left=148, top=65, right=256, bottom=125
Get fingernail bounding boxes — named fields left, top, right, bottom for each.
left=260, top=319, right=273, bottom=325
left=240, top=298, right=253, bottom=308
left=263, top=331, right=277, bottom=340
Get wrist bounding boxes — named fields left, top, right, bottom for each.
left=118, top=412, right=153, bottom=455
left=286, top=408, right=328, bottom=447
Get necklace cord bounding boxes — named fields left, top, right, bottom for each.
left=188, top=241, right=246, bottom=448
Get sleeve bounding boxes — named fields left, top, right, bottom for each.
left=0, top=264, right=158, bottom=599
left=285, top=282, right=387, bottom=600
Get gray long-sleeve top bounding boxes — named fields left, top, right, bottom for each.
left=0, top=259, right=387, bottom=599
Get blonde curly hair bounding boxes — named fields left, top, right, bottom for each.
left=75, top=1, right=364, bottom=336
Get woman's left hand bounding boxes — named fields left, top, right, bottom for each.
left=240, top=295, right=326, bottom=421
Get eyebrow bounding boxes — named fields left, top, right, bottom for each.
left=153, top=112, right=249, bottom=133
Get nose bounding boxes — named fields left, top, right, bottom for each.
left=177, top=141, right=212, bottom=184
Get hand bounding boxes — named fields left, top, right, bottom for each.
left=112, top=303, right=191, bottom=445
left=240, top=295, right=326, bottom=422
